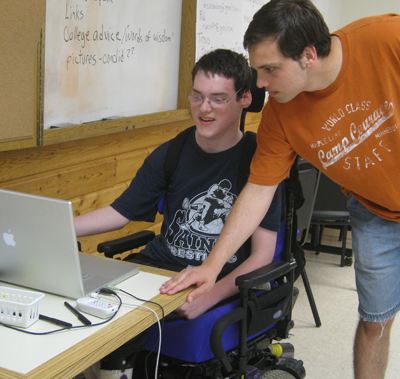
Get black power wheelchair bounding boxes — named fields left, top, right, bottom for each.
left=93, top=71, right=316, bottom=379
left=97, top=175, right=307, bottom=379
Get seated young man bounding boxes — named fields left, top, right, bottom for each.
left=74, top=48, right=283, bottom=379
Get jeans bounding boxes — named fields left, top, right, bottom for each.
left=348, top=195, right=400, bottom=322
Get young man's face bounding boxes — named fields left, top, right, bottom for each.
left=190, top=71, right=248, bottom=142
left=249, top=38, right=309, bottom=103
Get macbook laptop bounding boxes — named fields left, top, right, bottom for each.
left=0, top=189, right=140, bottom=299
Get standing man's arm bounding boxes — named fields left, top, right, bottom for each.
left=174, top=225, right=278, bottom=320
left=160, top=182, right=278, bottom=302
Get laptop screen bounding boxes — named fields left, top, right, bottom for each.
left=0, top=189, right=139, bottom=298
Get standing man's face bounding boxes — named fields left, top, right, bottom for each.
left=249, top=38, right=310, bottom=103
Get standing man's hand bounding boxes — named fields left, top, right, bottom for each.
left=160, top=264, right=219, bottom=303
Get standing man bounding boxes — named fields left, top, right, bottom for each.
left=161, top=1, right=400, bottom=378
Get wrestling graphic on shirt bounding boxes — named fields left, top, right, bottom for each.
left=165, top=179, right=238, bottom=264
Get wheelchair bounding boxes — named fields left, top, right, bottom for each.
left=93, top=70, right=312, bottom=378
left=96, top=181, right=307, bottom=379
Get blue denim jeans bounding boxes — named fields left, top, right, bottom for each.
left=348, top=195, right=400, bottom=322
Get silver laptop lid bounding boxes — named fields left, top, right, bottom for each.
left=0, top=189, right=139, bottom=299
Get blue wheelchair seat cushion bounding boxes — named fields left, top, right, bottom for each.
left=145, top=221, right=285, bottom=363
left=146, top=297, right=246, bottom=362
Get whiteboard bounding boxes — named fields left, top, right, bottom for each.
left=195, top=0, right=270, bottom=61
left=195, top=0, right=331, bottom=61
left=44, top=0, right=182, bottom=130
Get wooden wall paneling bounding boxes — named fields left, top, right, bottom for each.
left=114, top=148, right=155, bottom=185
left=113, top=117, right=193, bottom=153
left=0, top=118, right=192, bottom=186
left=71, top=182, right=130, bottom=217
left=1, top=159, right=117, bottom=200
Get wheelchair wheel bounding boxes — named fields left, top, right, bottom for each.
left=260, top=369, right=297, bottom=379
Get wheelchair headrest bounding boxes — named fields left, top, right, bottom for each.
left=246, top=68, right=266, bottom=113
left=240, top=68, right=266, bottom=132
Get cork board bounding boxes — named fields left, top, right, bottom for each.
left=0, top=1, right=46, bottom=143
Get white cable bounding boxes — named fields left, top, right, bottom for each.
left=121, top=302, right=162, bottom=379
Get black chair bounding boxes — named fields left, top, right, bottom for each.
left=296, top=158, right=320, bottom=245
left=302, top=172, right=353, bottom=267
left=295, top=158, right=322, bottom=328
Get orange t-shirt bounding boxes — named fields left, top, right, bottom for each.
left=249, top=14, right=400, bottom=222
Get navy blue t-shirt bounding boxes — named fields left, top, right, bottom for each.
left=111, top=129, right=283, bottom=277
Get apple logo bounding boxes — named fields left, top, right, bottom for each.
left=3, top=230, right=16, bottom=247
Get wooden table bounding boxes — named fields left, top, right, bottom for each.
left=0, top=265, right=191, bottom=379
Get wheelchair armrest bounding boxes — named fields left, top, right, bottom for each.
left=97, top=230, right=155, bottom=258
left=235, top=260, right=296, bottom=290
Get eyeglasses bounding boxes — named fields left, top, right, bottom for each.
left=187, top=87, right=243, bottom=107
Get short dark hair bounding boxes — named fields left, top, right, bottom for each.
left=192, top=49, right=252, bottom=99
left=243, top=0, right=331, bottom=61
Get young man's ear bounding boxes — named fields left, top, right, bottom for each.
left=242, top=90, right=252, bottom=109
left=300, top=46, right=318, bottom=69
